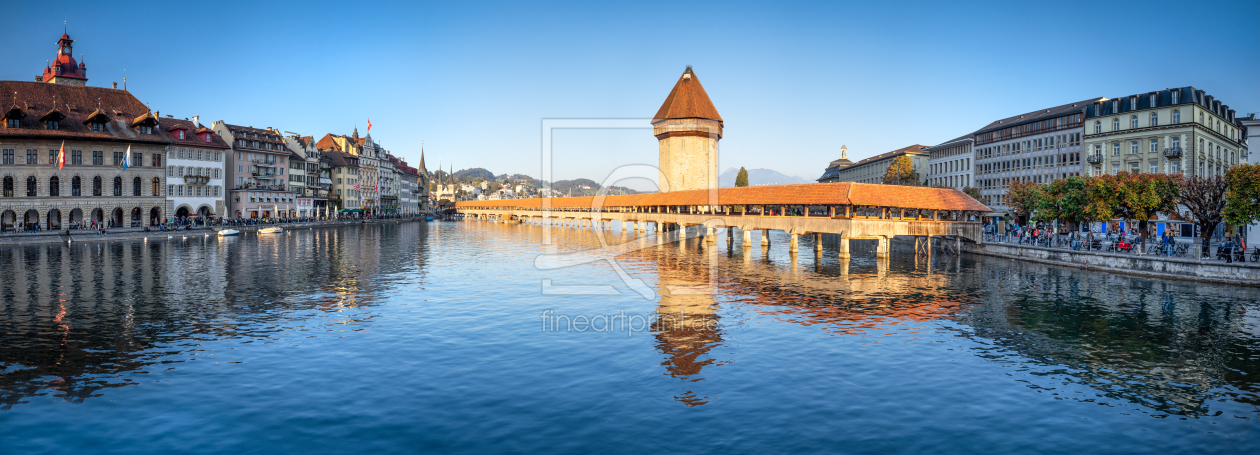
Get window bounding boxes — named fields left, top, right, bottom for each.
left=71, top=150, right=82, bottom=165
left=152, top=153, right=162, bottom=167
left=46, top=120, right=60, bottom=130
left=1131, top=115, right=1138, bottom=128
left=204, top=134, right=211, bottom=143
left=1172, top=91, right=1179, bottom=104
left=152, top=178, right=161, bottom=196
left=72, top=176, right=81, bottom=196
left=1171, top=160, right=1181, bottom=173
left=1112, top=143, right=1120, bottom=156
left=1150, top=94, right=1156, bottom=106
left=213, top=152, right=220, bottom=161
left=6, top=118, right=18, bottom=128
left=49, top=176, right=59, bottom=196
left=1150, top=112, right=1158, bottom=127
left=1131, top=141, right=1139, bottom=154
left=1112, top=118, right=1120, bottom=131
left=177, top=186, right=183, bottom=197
left=93, top=151, right=103, bottom=165
left=26, top=176, right=36, bottom=196
left=113, top=177, right=122, bottom=196
left=1172, top=109, right=1180, bottom=124
left=1, top=149, right=11, bottom=164
left=177, top=130, right=186, bottom=140
left=1150, top=162, right=1158, bottom=173
left=1150, top=139, right=1158, bottom=154
left=49, top=149, right=57, bottom=164
left=1130, top=97, right=1137, bottom=110
left=139, top=125, right=152, bottom=135
left=133, top=152, right=143, bottom=167
left=1173, top=137, right=1180, bottom=149
left=27, top=149, right=38, bottom=164
left=132, top=177, right=141, bottom=196
left=112, top=151, right=123, bottom=166
left=93, top=177, right=102, bottom=196
left=197, top=150, right=203, bottom=160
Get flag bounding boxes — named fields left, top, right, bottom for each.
left=57, top=141, right=65, bottom=170
left=354, top=181, right=360, bottom=191
left=367, top=119, right=371, bottom=132
left=122, top=144, right=130, bottom=170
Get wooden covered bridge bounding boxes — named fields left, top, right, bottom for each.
left=455, top=182, right=990, bottom=258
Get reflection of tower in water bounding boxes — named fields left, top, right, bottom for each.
left=652, top=248, right=722, bottom=407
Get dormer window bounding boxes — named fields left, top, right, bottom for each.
left=6, top=119, right=18, bottom=128
left=91, top=123, right=103, bottom=132
left=139, top=125, right=152, bottom=134
left=1149, top=94, right=1156, bottom=106
left=46, top=120, right=60, bottom=130
left=1172, top=91, right=1180, bottom=104
left=1130, top=97, right=1137, bottom=110
left=177, top=130, right=186, bottom=140
left=203, top=133, right=212, bottom=143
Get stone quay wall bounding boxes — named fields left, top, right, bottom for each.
left=966, top=242, right=1260, bottom=286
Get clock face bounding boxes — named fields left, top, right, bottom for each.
left=62, top=47, right=69, bottom=54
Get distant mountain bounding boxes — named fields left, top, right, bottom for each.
left=718, top=168, right=811, bottom=187
left=453, top=168, right=496, bottom=181
left=549, top=178, right=638, bottom=196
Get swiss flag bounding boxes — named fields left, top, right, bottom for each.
left=57, top=141, right=65, bottom=170
left=367, top=119, right=372, bottom=132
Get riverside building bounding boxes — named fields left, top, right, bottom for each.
left=816, top=145, right=929, bottom=184
left=926, top=135, right=974, bottom=189
left=213, top=123, right=297, bottom=218
left=1083, top=87, right=1246, bottom=179
left=164, top=116, right=229, bottom=219
left=0, top=29, right=168, bottom=229
left=973, top=98, right=1098, bottom=216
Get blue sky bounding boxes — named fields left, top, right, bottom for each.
left=6, top=0, right=1258, bottom=189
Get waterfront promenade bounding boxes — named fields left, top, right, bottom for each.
left=0, top=217, right=427, bottom=246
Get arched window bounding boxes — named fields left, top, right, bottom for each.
left=113, top=177, right=122, bottom=196
left=72, top=176, right=81, bottom=196
left=26, top=176, right=37, bottom=197
left=1150, top=112, right=1158, bottom=127
left=133, top=177, right=141, bottom=196
left=152, top=178, right=161, bottom=196
left=2, top=176, right=12, bottom=197
left=1172, top=109, right=1180, bottom=124
left=1112, top=118, right=1120, bottom=131
left=1130, top=115, right=1138, bottom=128
left=1094, top=120, right=1101, bottom=134
left=49, top=176, right=59, bottom=197
left=93, top=176, right=102, bottom=196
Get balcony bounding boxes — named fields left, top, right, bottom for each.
left=1086, top=155, right=1104, bottom=164
left=184, top=175, right=210, bottom=185
left=1163, top=146, right=1183, bottom=158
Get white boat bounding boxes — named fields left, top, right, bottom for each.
left=259, top=227, right=283, bottom=234
left=218, top=229, right=240, bottom=236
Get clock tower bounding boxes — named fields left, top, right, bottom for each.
left=42, top=25, right=88, bottom=86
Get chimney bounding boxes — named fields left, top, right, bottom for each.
left=35, top=76, right=43, bottom=82
left=112, top=82, right=117, bottom=89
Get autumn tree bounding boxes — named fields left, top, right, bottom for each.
left=1005, top=179, right=1042, bottom=223
left=1224, top=163, right=1260, bottom=228
left=1034, top=176, right=1089, bottom=228
left=735, top=167, right=749, bottom=187
left=882, top=156, right=920, bottom=186
left=961, top=186, right=983, bottom=201
left=1176, top=174, right=1228, bottom=246
left=1112, top=172, right=1179, bottom=234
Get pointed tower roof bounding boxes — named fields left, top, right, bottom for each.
left=653, top=66, right=722, bottom=122
left=418, top=143, right=427, bottom=173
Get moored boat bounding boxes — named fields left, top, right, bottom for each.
left=259, top=227, right=283, bottom=234
left=218, top=229, right=240, bottom=236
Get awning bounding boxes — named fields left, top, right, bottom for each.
left=338, top=209, right=363, bottom=213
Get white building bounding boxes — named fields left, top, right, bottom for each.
left=926, top=134, right=974, bottom=190
left=164, top=116, right=229, bottom=219
left=1240, top=113, right=1258, bottom=247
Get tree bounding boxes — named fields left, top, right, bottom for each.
left=1176, top=174, right=1228, bottom=246
left=1035, top=176, right=1089, bottom=228
left=961, top=186, right=982, bottom=201
left=1224, top=163, right=1260, bottom=228
left=1006, top=179, right=1042, bottom=223
left=882, top=156, right=920, bottom=186
left=1111, top=172, right=1179, bottom=234
left=735, top=167, right=749, bottom=187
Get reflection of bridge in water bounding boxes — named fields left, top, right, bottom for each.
left=457, top=182, right=989, bottom=261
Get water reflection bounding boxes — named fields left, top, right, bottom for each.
left=0, top=223, right=426, bottom=409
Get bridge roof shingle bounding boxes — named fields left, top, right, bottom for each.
left=456, top=182, right=989, bottom=212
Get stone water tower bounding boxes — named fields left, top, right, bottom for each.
left=652, top=66, right=722, bottom=192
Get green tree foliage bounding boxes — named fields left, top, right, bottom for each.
left=735, top=167, right=749, bottom=187
left=1034, top=176, right=1089, bottom=226
left=1224, top=164, right=1260, bottom=227
left=882, top=156, right=920, bottom=186
left=961, top=186, right=982, bottom=201
left=1006, top=179, right=1042, bottom=223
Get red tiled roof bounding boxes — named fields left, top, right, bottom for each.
left=158, top=117, right=231, bottom=149
left=653, top=67, right=722, bottom=122
left=0, top=80, right=163, bottom=143
left=457, top=182, right=989, bottom=212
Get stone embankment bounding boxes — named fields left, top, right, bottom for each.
left=0, top=218, right=427, bottom=246
left=966, top=242, right=1260, bottom=286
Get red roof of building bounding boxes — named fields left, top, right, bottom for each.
left=457, top=182, right=989, bottom=212
left=653, top=66, right=722, bottom=122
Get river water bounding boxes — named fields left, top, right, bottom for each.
left=0, top=221, right=1257, bottom=453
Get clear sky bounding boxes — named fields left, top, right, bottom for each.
left=7, top=0, right=1258, bottom=190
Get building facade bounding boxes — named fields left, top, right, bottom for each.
left=213, top=123, right=297, bottom=218
left=816, top=145, right=929, bottom=184
left=1237, top=113, right=1257, bottom=246
left=163, top=116, right=228, bottom=219
left=973, top=98, right=1097, bottom=214
left=1083, top=87, right=1245, bottom=179
left=926, top=135, right=974, bottom=190
left=1, top=30, right=167, bottom=230
left=815, top=145, right=854, bottom=182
